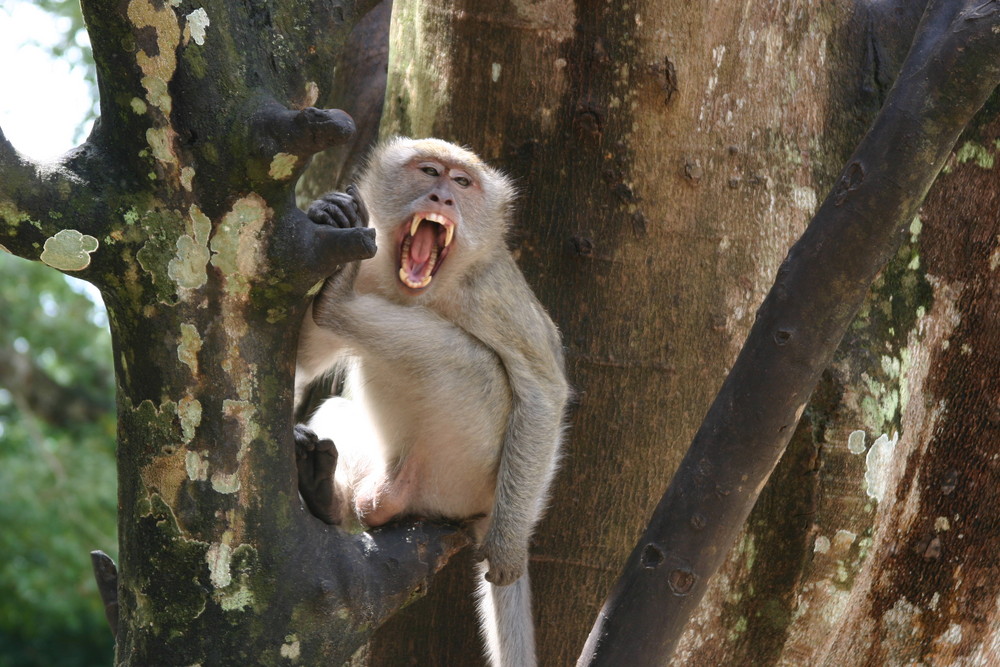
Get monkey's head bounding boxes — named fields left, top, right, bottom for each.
left=358, top=137, right=516, bottom=296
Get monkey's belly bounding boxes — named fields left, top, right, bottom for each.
left=397, top=440, right=498, bottom=521
left=309, top=395, right=501, bottom=524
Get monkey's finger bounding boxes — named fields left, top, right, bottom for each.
left=306, top=201, right=335, bottom=226
left=346, top=184, right=369, bottom=228
left=327, top=205, right=352, bottom=229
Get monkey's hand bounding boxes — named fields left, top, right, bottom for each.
left=294, top=424, right=345, bottom=525
left=307, top=184, right=369, bottom=230
left=309, top=185, right=368, bottom=309
left=477, top=529, right=528, bottom=587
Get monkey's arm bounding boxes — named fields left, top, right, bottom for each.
left=466, top=262, right=569, bottom=586
left=313, top=292, right=501, bottom=385
left=294, top=187, right=368, bottom=404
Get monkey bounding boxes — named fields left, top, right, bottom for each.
left=293, top=137, right=568, bottom=667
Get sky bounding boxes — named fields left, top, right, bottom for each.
left=1, top=2, right=100, bottom=303
left=0, top=2, right=93, bottom=161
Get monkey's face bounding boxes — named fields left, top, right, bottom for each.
left=393, top=160, right=462, bottom=291
left=360, top=138, right=515, bottom=297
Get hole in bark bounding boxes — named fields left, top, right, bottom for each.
left=641, top=543, right=664, bottom=569
left=668, top=567, right=696, bottom=595
left=570, top=235, right=595, bottom=257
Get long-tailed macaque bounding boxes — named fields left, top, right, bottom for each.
left=294, top=138, right=568, bottom=667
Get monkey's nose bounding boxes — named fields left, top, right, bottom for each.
left=429, top=192, right=454, bottom=206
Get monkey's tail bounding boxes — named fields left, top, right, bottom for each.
left=475, top=562, right=537, bottom=667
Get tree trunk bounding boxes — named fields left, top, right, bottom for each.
left=366, top=0, right=869, bottom=664
left=815, top=111, right=1000, bottom=667
left=365, top=1, right=1000, bottom=665
left=3, top=1, right=997, bottom=665
left=0, top=2, right=462, bottom=664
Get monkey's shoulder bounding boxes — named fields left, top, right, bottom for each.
left=452, top=254, right=564, bottom=371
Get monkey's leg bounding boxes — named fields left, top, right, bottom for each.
left=355, top=454, right=420, bottom=527
left=294, top=424, right=346, bottom=525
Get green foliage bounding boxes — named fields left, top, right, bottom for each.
left=0, top=5, right=111, bottom=663
left=0, top=254, right=116, bottom=666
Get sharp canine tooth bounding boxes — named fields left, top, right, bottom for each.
left=444, top=225, right=454, bottom=247
left=410, top=215, right=421, bottom=237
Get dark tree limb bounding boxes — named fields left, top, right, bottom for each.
left=275, top=517, right=471, bottom=660
left=90, top=550, right=119, bottom=638
left=578, top=1, right=1000, bottom=664
left=335, top=523, right=472, bottom=626
left=252, top=102, right=358, bottom=159
left=298, top=0, right=393, bottom=194
left=0, top=131, right=110, bottom=264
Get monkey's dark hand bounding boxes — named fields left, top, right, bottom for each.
left=477, top=529, right=528, bottom=587
left=294, top=424, right=345, bottom=525
left=309, top=185, right=368, bottom=307
left=306, top=184, right=369, bottom=230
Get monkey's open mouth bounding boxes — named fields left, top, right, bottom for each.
left=398, top=212, right=455, bottom=289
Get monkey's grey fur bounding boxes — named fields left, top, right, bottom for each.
left=295, top=138, right=568, bottom=667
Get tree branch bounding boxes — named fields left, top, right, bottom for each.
left=578, top=1, right=1000, bottom=664
left=0, top=127, right=109, bottom=264
left=90, top=550, right=119, bottom=638
left=253, top=102, right=357, bottom=159
left=264, top=516, right=471, bottom=661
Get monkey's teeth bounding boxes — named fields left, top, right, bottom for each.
left=410, top=212, right=455, bottom=247
left=401, top=214, right=448, bottom=289
left=398, top=268, right=433, bottom=289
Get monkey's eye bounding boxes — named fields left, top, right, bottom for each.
left=421, top=166, right=440, bottom=177
left=453, top=175, right=471, bottom=187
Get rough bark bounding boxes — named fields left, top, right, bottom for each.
left=363, top=1, right=1000, bottom=666
left=366, top=0, right=869, bottom=664
left=581, top=1, right=1000, bottom=663
left=0, top=2, right=465, bottom=664
left=818, top=105, right=1000, bottom=667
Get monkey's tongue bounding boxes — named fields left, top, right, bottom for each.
left=409, top=223, right=437, bottom=265
left=400, top=223, right=439, bottom=288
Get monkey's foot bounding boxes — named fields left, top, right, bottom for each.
left=477, top=532, right=528, bottom=586
left=294, top=424, right=345, bottom=525
left=355, top=474, right=411, bottom=528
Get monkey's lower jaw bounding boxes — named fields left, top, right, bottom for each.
left=398, top=213, right=454, bottom=289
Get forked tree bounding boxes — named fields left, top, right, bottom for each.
left=1, top=0, right=998, bottom=665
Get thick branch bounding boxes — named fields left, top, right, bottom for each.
left=298, top=0, right=393, bottom=193
left=253, top=102, right=357, bottom=159
left=269, top=516, right=470, bottom=662
left=578, top=1, right=1000, bottom=664
left=91, top=550, right=119, bottom=638
left=334, top=522, right=471, bottom=625
left=0, top=128, right=108, bottom=263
